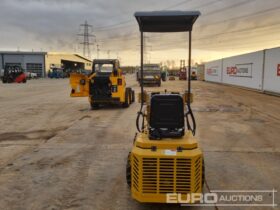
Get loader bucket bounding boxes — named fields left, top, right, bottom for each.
left=69, top=73, right=89, bottom=97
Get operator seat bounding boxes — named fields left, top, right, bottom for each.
left=149, top=94, right=185, bottom=140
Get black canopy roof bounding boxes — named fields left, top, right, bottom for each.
left=93, top=59, right=119, bottom=65
left=134, top=11, right=200, bottom=33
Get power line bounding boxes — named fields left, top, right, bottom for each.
left=96, top=5, right=280, bottom=44
left=94, top=20, right=132, bottom=30
left=97, top=14, right=280, bottom=45
left=99, top=22, right=280, bottom=52
left=196, top=21, right=280, bottom=41
left=193, top=0, right=221, bottom=10
left=96, top=44, right=100, bottom=59
left=93, top=1, right=192, bottom=31
left=89, top=1, right=280, bottom=53
left=203, top=0, right=257, bottom=16
left=162, top=0, right=192, bottom=9
left=97, top=31, right=280, bottom=53
left=198, top=5, right=280, bottom=28
left=77, top=20, right=95, bottom=58
left=194, top=37, right=280, bottom=51
left=92, top=0, right=199, bottom=33
left=93, top=0, right=255, bottom=33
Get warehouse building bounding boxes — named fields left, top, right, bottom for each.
left=0, top=51, right=92, bottom=77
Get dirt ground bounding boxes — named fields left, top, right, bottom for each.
left=0, top=76, right=279, bottom=210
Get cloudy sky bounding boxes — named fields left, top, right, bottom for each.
left=0, top=0, right=280, bottom=65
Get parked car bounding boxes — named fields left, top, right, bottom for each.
left=25, top=72, right=38, bottom=79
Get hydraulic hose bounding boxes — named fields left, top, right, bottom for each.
left=136, top=105, right=145, bottom=132
left=136, top=31, right=145, bottom=133
left=186, top=104, right=196, bottom=136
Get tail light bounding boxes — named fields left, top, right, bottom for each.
left=118, top=79, right=122, bottom=85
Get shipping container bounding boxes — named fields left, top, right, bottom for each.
left=263, top=47, right=280, bottom=94
left=222, top=51, right=264, bottom=90
left=205, top=59, right=223, bottom=83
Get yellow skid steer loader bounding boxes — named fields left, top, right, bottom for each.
left=70, top=59, right=134, bottom=109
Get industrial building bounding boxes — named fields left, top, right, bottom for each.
left=0, top=51, right=92, bottom=77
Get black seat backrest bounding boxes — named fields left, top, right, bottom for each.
left=150, top=94, right=184, bottom=129
left=90, top=76, right=111, bottom=99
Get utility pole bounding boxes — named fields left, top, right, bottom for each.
left=116, top=52, right=121, bottom=63
left=107, top=50, right=110, bottom=59
left=180, top=60, right=186, bottom=69
left=144, top=35, right=152, bottom=64
left=96, top=44, right=100, bottom=59
left=77, top=20, right=95, bottom=59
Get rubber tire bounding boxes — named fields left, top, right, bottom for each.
left=122, top=89, right=130, bottom=108
left=22, top=79, right=27, bottom=83
left=131, top=90, right=135, bottom=103
left=126, top=152, right=131, bottom=188
left=128, top=88, right=135, bottom=104
left=127, top=88, right=132, bottom=104
left=158, top=80, right=161, bottom=87
left=90, top=102, right=99, bottom=110
left=7, top=78, right=13, bottom=83
left=2, top=79, right=7, bottom=84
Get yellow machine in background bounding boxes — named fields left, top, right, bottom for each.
left=70, top=59, right=134, bottom=109
left=126, top=11, right=204, bottom=204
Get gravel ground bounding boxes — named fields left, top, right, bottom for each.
left=0, top=76, right=279, bottom=210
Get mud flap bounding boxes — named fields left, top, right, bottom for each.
left=69, top=73, right=89, bottom=97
